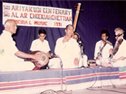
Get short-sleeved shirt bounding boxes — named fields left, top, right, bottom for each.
left=30, top=39, right=50, bottom=53
left=94, top=40, right=113, bottom=59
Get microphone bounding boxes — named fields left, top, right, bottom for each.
left=77, top=38, right=84, bottom=47
left=74, top=32, right=85, bottom=54
left=79, top=40, right=85, bottom=56
left=78, top=40, right=82, bottom=46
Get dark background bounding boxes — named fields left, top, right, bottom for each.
left=0, top=0, right=126, bottom=59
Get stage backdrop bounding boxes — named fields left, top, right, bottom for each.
left=0, top=0, right=126, bottom=59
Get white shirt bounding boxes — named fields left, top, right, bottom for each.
left=30, top=39, right=50, bottom=53
left=94, top=40, right=113, bottom=59
left=55, top=37, right=80, bottom=68
left=0, top=30, right=34, bottom=71
left=0, top=30, right=22, bottom=63
left=113, top=39, right=126, bottom=67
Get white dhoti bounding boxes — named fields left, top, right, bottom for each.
left=0, top=62, right=34, bottom=72
left=48, top=58, right=61, bottom=69
left=0, top=56, right=34, bottom=71
left=61, top=57, right=79, bottom=68
left=113, top=60, right=126, bottom=67
left=96, top=58, right=112, bottom=67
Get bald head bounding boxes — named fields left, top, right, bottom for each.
left=114, top=27, right=125, bottom=40
left=4, top=19, right=17, bottom=34
left=114, top=27, right=125, bottom=34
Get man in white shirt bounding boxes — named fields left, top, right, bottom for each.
left=30, top=29, right=50, bottom=54
left=112, top=28, right=126, bottom=67
left=30, top=29, right=61, bottom=69
left=94, top=29, right=113, bottom=66
left=0, top=19, right=41, bottom=71
left=30, top=29, right=53, bottom=69
left=55, top=24, right=80, bottom=68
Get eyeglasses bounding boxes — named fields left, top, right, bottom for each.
left=115, top=33, right=123, bottom=37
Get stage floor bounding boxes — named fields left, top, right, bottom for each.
left=73, top=85, right=126, bottom=94
left=1, top=85, right=126, bottom=94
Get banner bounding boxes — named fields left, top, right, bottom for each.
left=2, top=2, right=72, bottom=28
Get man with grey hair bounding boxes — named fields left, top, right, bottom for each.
left=55, top=24, right=80, bottom=68
left=0, top=19, right=42, bottom=71
left=111, top=27, right=126, bottom=67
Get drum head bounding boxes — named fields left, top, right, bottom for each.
left=31, top=51, right=49, bottom=68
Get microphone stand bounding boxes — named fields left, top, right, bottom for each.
left=89, top=41, right=116, bottom=89
left=40, top=57, right=72, bottom=94
left=56, top=57, right=72, bottom=94
left=59, top=57, right=64, bottom=91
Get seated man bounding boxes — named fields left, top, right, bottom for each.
left=54, top=24, right=80, bottom=68
left=30, top=29, right=50, bottom=69
left=0, top=19, right=42, bottom=71
left=94, top=29, right=113, bottom=67
left=30, top=28, right=50, bottom=54
left=73, top=32, right=88, bottom=68
left=111, top=28, right=126, bottom=67
left=30, top=29, right=61, bottom=69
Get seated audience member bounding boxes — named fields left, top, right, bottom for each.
left=73, top=32, right=88, bottom=68
left=54, top=24, right=80, bottom=68
left=0, top=19, right=42, bottom=71
left=111, top=28, right=126, bottom=67
left=94, top=29, right=113, bottom=67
